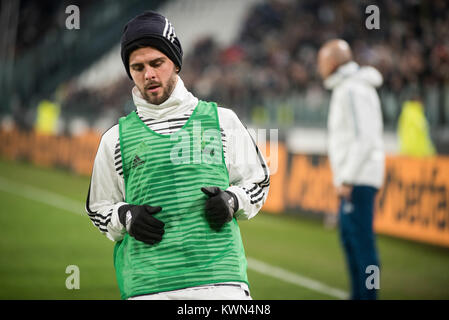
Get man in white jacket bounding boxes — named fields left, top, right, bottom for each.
left=318, top=39, right=385, bottom=300
left=85, top=11, right=269, bottom=300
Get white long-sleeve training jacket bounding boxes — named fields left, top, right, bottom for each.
left=86, top=76, right=270, bottom=241
left=325, top=61, right=385, bottom=189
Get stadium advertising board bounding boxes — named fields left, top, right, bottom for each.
left=1, top=129, right=448, bottom=247
left=262, top=143, right=449, bottom=248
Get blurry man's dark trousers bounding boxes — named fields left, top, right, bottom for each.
left=338, top=185, right=379, bottom=300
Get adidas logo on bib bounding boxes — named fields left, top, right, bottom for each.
left=132, top=155, right=145, bottom=169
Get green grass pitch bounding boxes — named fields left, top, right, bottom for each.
left=0, top=158, right=448, bottom=299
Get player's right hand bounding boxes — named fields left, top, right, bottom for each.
left=118, top=204, right=165, bottom=245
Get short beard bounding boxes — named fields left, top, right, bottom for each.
left=140, top=70, right=178, bottom=105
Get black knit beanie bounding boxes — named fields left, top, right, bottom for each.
left=120, top=11, right=183, bottom=79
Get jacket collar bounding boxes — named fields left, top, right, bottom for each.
left=324, top=61, right=359, bottom=90
left=132, top=76, right=198, bottom=120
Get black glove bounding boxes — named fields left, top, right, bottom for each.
left=201, top=186, right=239, bottom=231
left=118, top=204, right=165, bottom=245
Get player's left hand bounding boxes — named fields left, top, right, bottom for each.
left=337, top=183, right=353, bottom=200
left=201, top=186, right=238, bottom=231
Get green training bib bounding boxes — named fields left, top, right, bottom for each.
left=114, top=101, right=248, bottom=299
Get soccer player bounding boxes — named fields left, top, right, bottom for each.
left=317, top=39, right=385, bottom=300
left=85, top=11, right=269, bottom=300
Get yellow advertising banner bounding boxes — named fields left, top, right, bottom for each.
left=260, top=142, right=449, bottom=247
left=375, top=156, right=449, bottom=247
left=1, top=129, right=448, bottom=247
left=0, top=128, right=100, bottom=176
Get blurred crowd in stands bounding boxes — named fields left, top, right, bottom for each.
left=181, top=0, right=449, bottom=124
left=4, top=0, right=449, bottom=136
left=15, top=0, right=93, bottom=55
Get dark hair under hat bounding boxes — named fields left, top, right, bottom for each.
left=120, top=11, right=183, bottom=79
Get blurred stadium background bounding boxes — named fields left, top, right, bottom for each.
left=1, top=0, right=449, bottom=299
